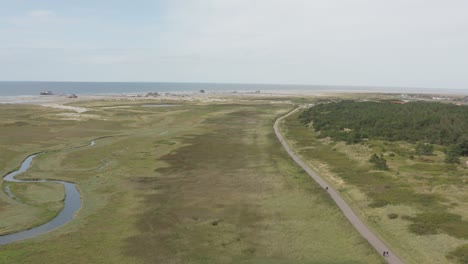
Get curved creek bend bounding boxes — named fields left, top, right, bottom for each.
left=0, top=140, right=97, bottom=245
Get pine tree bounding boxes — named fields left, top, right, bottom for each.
left=369, top=154, right=389, bottom=170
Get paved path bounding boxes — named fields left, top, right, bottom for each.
left=274, top=107, right=405, bottom=264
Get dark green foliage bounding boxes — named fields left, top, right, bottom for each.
left=447, top=244, right=468, bottom=264
left=387, top=213, right=398, bottom=219
left=400, top=215, right=413, bottom=221
left=445, top=145, right=461, bottom=163
left=346, top=131, right=362, bottom=144
left=288, top=111, right=468, bottom=245
left=369, top=154, right=389, bottom=170
left=415, top=143, right=434, bottom=156
left=456, top=135, right=468, bottom=156
left=406, top=213, right=468, bottom=239
left=445, top=135, right=468, bottom=163
left=299, top=101, right=468, bottom=147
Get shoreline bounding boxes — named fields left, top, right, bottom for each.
left=0, top=90, right=466, bottom=105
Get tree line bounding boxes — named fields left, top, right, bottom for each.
left=299, top=101, right=468, bottom=163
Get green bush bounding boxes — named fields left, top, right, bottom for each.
left=407, top=212, right=468, bottom=238
left=445, top=144, right=461, bottom=163
left=415, top=143, right=434, bottom=155
left=388, top=213, right=399, bottom=219
left=447, top=244, right=468, bottom=264
left=369, top=154, right=389, bottom=170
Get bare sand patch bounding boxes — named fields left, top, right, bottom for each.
left=54, top=113, right=101, bottom=121
left=101, top=106, right=132, bottom=109
left=41, top=104, right=88, bottom=113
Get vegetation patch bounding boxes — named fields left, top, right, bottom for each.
left=155, top=139, right=176, bottom=145
left=405, top=213, right=468, bottom=238
left=369, top=154, right=389, bottom=170
left=299, top=101, right=468, bottom=162
left=415, top=143, right=434, bottom=156
left=447, top=244, right=468, bottom=264
left=123, top=105, right=383, bottom=263
left=0, top=101, right=383, bottom=263
left=0, top=182, right=64, bottom=235
left=387, top=213, right=398, bottom=219
left=283, top=108, right=468, bottom=264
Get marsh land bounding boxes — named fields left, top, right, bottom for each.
left=0, top=93, right=467, bottom=263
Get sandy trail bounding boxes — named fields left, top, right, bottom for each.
left=274, top=107, right=404, bottom=264
left=41, top=104, right=88, bottom=113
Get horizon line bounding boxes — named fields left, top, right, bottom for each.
left=0, top=80, right=466, bottom=91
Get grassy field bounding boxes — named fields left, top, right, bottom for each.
left=0, top=99, right=383, bottom=263
left=0, top=182, right=64, bottom=235
left=282, top=108, right=468, bottom=264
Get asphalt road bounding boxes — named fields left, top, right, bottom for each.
left=274, top=107, right=404, bottom=264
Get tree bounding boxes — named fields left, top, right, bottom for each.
left=369, top=154, right=389, bottom=170
left=457, top=135, right=468, bottom=156
left=346, top=131, right=362, bottom=144
left=300, top=101, right=468, bottom=147
left=445, top=145, right=461, bottom=163
left=415, top=143, right=434, bottom=155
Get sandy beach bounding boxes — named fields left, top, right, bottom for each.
left=0, top=91, right=312, bottom=105
left=0, top=90, right=465, bottom=108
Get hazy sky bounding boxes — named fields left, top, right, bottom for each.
left=1, top=0, right=468, bottom=89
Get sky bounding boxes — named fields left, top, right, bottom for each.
left=1, top=0, right=468, bottom=89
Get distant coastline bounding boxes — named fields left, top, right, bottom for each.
left=0, top=81, right=467, bottom=96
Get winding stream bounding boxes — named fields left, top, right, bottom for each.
left=0, top=139, right=97, bottom=245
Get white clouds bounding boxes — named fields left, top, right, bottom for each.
left=5, top=8, right=81, bottom=27
left=1, top=1, right=468, bottom=88
left=70, top=51, right=150, bottom=65
left=7, top=9, right=52, bottom=25
left=150, top=0, right=468, bottom=86
left=27, top=9, right=53, bottom=18
left=161, top=0, right=468, bottom=51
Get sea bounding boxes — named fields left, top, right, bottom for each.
left=0, top=81, right=466, bottom=96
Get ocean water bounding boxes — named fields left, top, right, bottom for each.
left=0, top=81, right=466, bottom=96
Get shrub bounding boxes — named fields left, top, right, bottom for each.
left=369, top=199, right=389, bottom=208
left=447, top=244, right=468, bottom=264
left=445, top=145, right=461, bottom=163
left=369, top=154, right=389, bottom=170
left=388, top=213, right=399, bottom=219
left=415, top=142, right=434, bottom=155
left=406, top=212, right=468, bottom=238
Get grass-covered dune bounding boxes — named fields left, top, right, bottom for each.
left=0, top=100, right=382, bottom=263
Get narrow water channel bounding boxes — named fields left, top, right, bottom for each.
left=0, top=139, right=97, bottom=245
